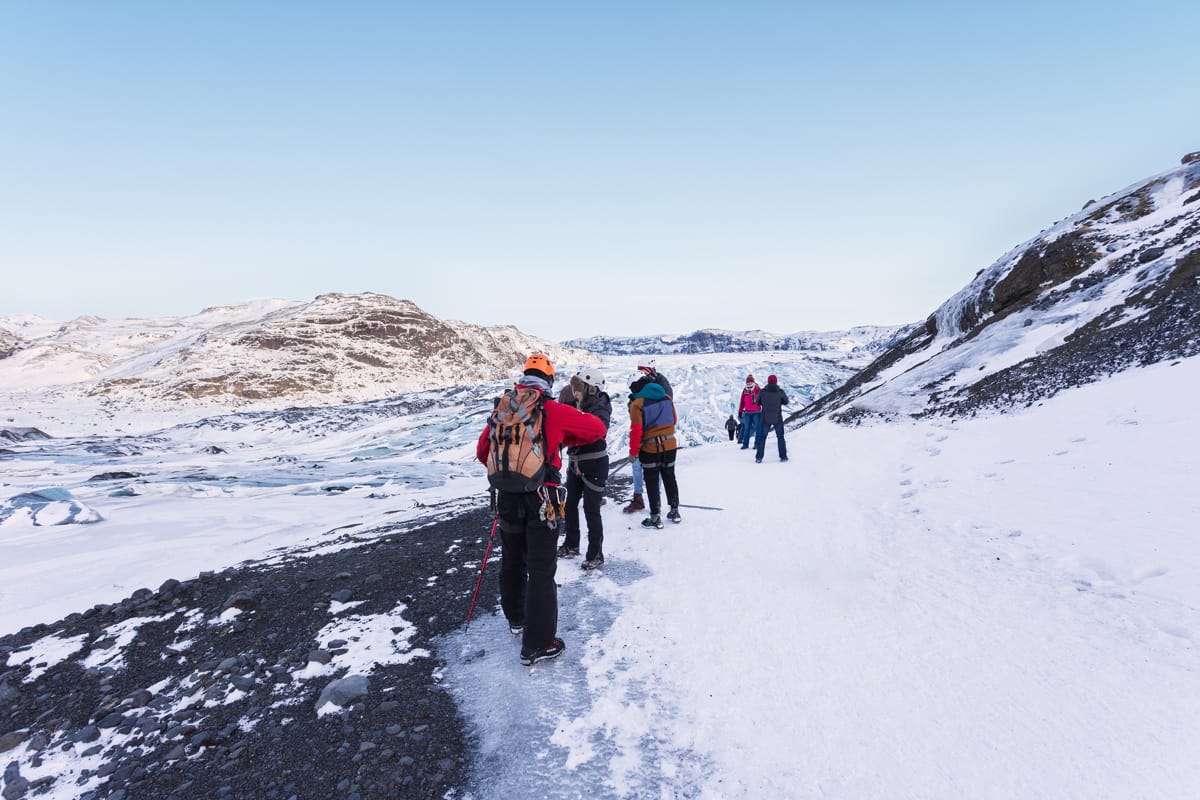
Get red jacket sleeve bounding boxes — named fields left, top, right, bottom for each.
left=544, top=400, right=605, bottom=467
left=476, top=425, right=490, bottom=465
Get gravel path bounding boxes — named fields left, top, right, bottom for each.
left=1, top=504, right=502, bottom=800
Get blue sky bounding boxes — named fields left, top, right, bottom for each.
left=2, top=1, right=1198, bottom=341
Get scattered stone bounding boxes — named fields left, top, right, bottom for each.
left=315, top=675, right=369, bottom=712
left=0, top=731, right=26, bottom=754
left=86, top=472, right=142, bottom=482
left=230, top=675, right=256, bottom=692
left=330, top=589, right=353, bottom=604
left=71, top=726, right=100, bottom=744
left=2, top=775, right=30, bottom=800
left=97, top=712, right=126, bottom=729
left=222, top=591, right=259, bottom=612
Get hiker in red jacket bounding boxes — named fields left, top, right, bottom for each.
left=476, top=354, right=605, bottom=666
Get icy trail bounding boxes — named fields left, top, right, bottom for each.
left=440, top=358, right=1200, bottom=799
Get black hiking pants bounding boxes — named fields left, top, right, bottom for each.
left=497, top=491, right=558, bottom=651
left=564, top=455, right=609, bottom=561
left=639, top=449, right=679, bottom=516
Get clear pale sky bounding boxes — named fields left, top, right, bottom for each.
left=2, top=1, right=1198, bottom=341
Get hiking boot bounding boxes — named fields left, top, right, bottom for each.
left=520, top=638, right=565, bottom=666
left=509, top=623, right=524, bottom=636
left=641, top=514, right=664, bottom=529
left=556, top=545, right=580, bottom=558
left=581, top=556, right=604, bottom=571
left=755, top=457, right=762, bottom=463
left=666, top=507, right=681, bottom=523
left=622, top=493, right=645, bottom=513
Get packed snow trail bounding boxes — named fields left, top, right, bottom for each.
left=440, top=358, right=1200, bottom=799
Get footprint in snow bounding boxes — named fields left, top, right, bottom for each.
left=1131, top=565, right=1169, bottom=584
left=925, top=447, right=941, bottom=457
left=899, top=479, right=912, bottom=486
left=997, top=458, right=1016, bottom=465
left=1155, top=622, right=1192, bottom=640
left=1070, top=436, right=1087, bottom=443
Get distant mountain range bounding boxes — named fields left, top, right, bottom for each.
left=564, top=325, right=909, bottom=356
left=0, top=294, right=903, bottom=414
left=794, top=150, right=1200, bottom=425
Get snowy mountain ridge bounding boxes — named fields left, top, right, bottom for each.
left=0, top=294, right=905, bottom=425
left=794, top=151, right=1200, bottom=424
left=0, top=294, right=589, bottom=411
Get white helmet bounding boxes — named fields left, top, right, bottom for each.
left=574, top=368, right=606, bottom=392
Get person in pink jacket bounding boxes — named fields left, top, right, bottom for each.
left=736, top=375, right=762, bottom=450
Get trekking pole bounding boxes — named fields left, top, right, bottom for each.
left=466, top=491, right=499, bottom=629
left=460, top=520, right=494, bottom=633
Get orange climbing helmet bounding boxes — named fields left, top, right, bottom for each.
left=523, top=353, right=555, bottom=378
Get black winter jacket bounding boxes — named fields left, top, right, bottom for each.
left=757, top=383, right=789, bottom=425
left=569, top=392, right=611, bottom=456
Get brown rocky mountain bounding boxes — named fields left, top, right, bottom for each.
left=0, top=294, right=588, bottom=410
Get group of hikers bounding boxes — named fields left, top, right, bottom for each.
left=725, top=373, right=789, bottom=463
left=475, top=354, right=680, bottom=665
left=475, top=353, right=785, bottom=666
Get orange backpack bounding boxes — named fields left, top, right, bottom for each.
left=486, top=387, right=548, bottom=492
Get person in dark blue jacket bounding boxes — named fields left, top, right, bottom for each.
left=755, top=374, right=789, bottom=463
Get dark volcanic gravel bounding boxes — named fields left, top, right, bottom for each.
left=0, top=504, right=502, bottom=800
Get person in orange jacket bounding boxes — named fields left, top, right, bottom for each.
left=628, top=372, right=680, bottom=528
left=476, top=354, right=605, bottom=666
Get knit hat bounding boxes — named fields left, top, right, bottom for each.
left=767, top=374, right=778, bottom=384
left=745, top=375, right=754, bottom=384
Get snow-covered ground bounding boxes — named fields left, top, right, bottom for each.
left=3, top=354, right=1198, bottom=798
left=441, top=356, right=1199, bottom=798
left=0, top=353, right=860, bottom=633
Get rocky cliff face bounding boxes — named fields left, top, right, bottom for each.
left=794, top=152, right=1200, bottom=425
left=0, top=294, right=588, bottom=410
left=0, top=329, right=19, bottom=360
